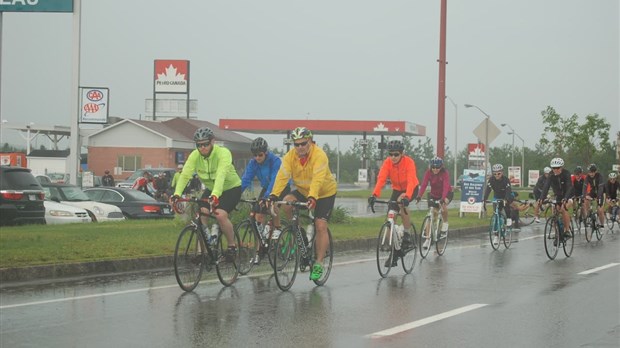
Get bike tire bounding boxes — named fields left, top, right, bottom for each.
left=435, top=216, right=448, bottom=256
left=173, top=226, right=205, bottom=292
left=503, top=223, right=513, bottom=249
left=606, top=213, right=615, bottom=230
left=544, top=218, right=559, bottom=260
left=419, top=216, right=432, bottom=259
left=274, top=227, right=298, bottom=291
left=563, top=223, right=574, bottom=257
left=584, top=214, right=594, bottom=242
left=595, top=220, right=604, bottom=240
left=215, top=228, right=240, bottom=287
left=520, top=209, right=535, bottom=226
left=312, top=227, right=333, bottom=286
left=376, top=222, right=394, bottom=277
left=235, top=220, right=257, bottom=276
left=489, top=214, right=501, bottom=251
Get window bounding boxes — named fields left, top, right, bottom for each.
left=117, top=155, right=142, bottom=172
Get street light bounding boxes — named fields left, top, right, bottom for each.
left=445, top=96, right=458, bottom=188
left=0, top=120, right=7, bottom=149
left=509, top=131, right=525, bottom=186
left=464, top=104, right=491, bottom=177
left=501, top=123, right=515, bottom=167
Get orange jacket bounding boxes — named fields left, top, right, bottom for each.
left=372, top=155, right=419, bottom=199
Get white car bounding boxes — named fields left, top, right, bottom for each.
left=44, top=200, right=92, bottom=225
left=41, top=184, right=125, bottom=222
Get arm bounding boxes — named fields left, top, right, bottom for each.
left=404, top=157, right=419, bottom=200
left=240, top=160, right=257, bottom=192
left=264, top=155, right=281, bottom=199
left=441, top=170, right=452, bottom=200
left=417, top=170, right=430, bottom=198
left=174, top=151, right=198, bottom=196
left=372, top=160, right=390, bottom=197
left=484, top=178, right=492, bottom=201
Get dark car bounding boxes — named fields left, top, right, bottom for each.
left=83, top=187, right=174, bottom=219
left=0, top=166, right=46, bottom=226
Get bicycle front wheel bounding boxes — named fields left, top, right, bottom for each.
left=595, top=220, right=604, bottom=240
left=173, top=226, right=205, bottom=292
left=312, top=227, right=333, bottom=286
left=435, top=216, right=448, bottom=256
left=376, top=222, right=394, bottom=277
left=402, top=228, right=418, bottom=274
left=503, top=224, right=513, bottom=249
left=544, top=218, right=559, bottom=260
left=605, top=211, right=615, bottom=230
left=520, top=210, right=535, bottom=226
left=274, top=227, right=298, bottom=291
left=563, top=223, right=574, bottom=257
left=584, top=214, right=594, bottom=242
left=419, top=216, right=432, bottom=259
left=489, top=214, right=501, bottom=251
left=235, top=219, right=257, bottom=276
left=215, top=228, right=240, bottom=287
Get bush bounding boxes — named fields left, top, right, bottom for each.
left=330, top=205, right=352, bottom=224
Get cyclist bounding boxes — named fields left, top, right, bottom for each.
left=369, top=139, right=419, bottom=263
left=532, top=166, right=551, bottom=223
left=132, top=171, right=155, bottom=196
left=483, top=164, right=513, bottom=245
left=600, top=172, right=619, bottom=220
left=241, top=137, right=290, bottom=264
left=269, top=127, right=337, bottom=281
left=415, top=156, right=452, bottom=249
left=571, top=166, right=586, bottom=221
left=170, top=127, right=242, bottom=261
left=102, top=170, right=115, bottom=187
left=170, top=164, right=184, bottom=194
left=538, top=157, right=574, bottom=242
left=583, top=163, right=605, bottom=228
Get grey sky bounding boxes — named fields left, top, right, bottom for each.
left=1, top=0, right=618, bottom=155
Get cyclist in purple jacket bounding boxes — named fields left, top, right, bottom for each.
left=416, top=157, right=453, bottom=248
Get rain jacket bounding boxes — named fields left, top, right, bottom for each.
left=372, top=155, right=419, bottom=199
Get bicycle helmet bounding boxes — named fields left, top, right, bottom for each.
left=193, top=127, right=214, bottom=142
left=574, top=166, right=582, bottom=175
left=550, top=157, right=564, bottom=168
left=250, top=137, right=268, bottom=154
left=430, top=156, right=444, bottom=168
left=609, top=172, right=618, bottom=179
left=291, top=127, right=313, bottom=140
left=387, top=140, right=404, bottom=152
left=543, top=167, right=551, bottom=174
left=588, top=163, right=597, bottom=172
left=491, top=164, right=503, bottom=172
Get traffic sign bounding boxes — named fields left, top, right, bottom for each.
left=473, top=119, right=501, bottom=145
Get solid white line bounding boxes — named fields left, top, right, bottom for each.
left=366, top=303, right=488, bottom=338
left=578, top=263, right=620, bottom=275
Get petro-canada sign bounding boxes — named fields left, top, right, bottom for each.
left=154, top=60, right=189, bottom=94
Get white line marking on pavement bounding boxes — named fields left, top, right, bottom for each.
left=366, top=303, right=488, bottom=338
left=577, top=263, right=620, bottom=275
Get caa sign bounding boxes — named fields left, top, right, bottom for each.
left=0, top=0, right=73, bottom=12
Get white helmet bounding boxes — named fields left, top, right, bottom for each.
left=543, top=167, right=551, bottom=174
left=609, top=172, right=618, bottom=179
left=550, top=157, right=564, bottom=168
left=492, top=164, right=503, bottom=172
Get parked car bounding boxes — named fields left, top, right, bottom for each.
left=47, top=172, right=70, bottom=184
left=41, top=183, right=125, bottom=222
left=0, top=166, right=46, bottom=226
left=44, top=200, right=92, bottom=225
left=35, top=174, right=52, bottom=185
left=116, top=168, right=176, bottom=188
left=83, top=187, right=174, bottom=219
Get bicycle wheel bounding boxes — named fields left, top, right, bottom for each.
left=563, top=222, right=574, bottom=257
left=544, top=218, right=559, bottom=260
left=520, top=208, right=535, bottom=226
left=401, top=227, right=418, bottom=274
left=595, top=218, right=604, bottom=240
left=215, top=228, right=240, bottom=287
left=419, top=216, right=432, bottom=259
left=173, top=226, right=205, bottom=292
left=606, top=211, right=615, bottom=230
left=584, top=213, right=593, bottom=242
left=376, top=222, right=394, bottom=277
left=503, top=223, right=513, bottom=249
left=274, top=227, right=298, bottom=291
left=312, top=227, right=333, bottom=286
left=489, top=214, right=500, bottom=251
left=435, top=216, right=448, bottom=256
left=235, top=220, right=257, bottom=276
left=572, top=209, right=584, bottom=234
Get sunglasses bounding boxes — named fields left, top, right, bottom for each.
left=253, top=152, right=265, bottom=158
left=552, top=167, right=562, bottom=170
left=389, top=152, right=401, bottom=157
left=493, top=172, right=502, bottom=176
left=431, top=166, right=441, bottom=169
left=196, top=141, right=211, bottom=148
left=294, top=141, right=309, bottom=147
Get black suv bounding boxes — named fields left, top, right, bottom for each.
left=0, top=166, right=46, bottom=226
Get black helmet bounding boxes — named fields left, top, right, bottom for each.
left=387, top=140, right=404, bottom=152
left=588, top=163, right=597, bottom=172
left=574, top=166, right=582, bottom=174
left=193, top=127, right=214, bottom=142
left=250, top=137, right=268, bottom=154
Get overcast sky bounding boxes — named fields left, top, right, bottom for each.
left=1, top=0, right=618, bottom=156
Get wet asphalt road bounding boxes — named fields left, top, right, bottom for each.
left=1, top=225, right=619, bottom=347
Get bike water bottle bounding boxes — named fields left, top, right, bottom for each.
left=262, top=224, right=271, bottom=239
left=306, top=224, right=314, bottom=244
left=209, top=224, right=219, bottom=245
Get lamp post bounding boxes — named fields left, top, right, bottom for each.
left=501, top=123, right=515, bottom=167
left=510, top=131, right=525, bottom=187
left=464, top=104, right=491, bottom=176
left=0, top=120, right=7, bottom=149
left=445, top=96, right=458, bottom=187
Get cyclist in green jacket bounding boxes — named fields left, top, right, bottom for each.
left=171, top=127, right=242, bottom=259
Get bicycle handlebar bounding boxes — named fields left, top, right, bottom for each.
left=170, top=197, right=218, bottom=215
left=272, top=200, right=315, bottom=220
left=368, top=199, right=408, bottom=215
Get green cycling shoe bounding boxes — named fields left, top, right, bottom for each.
left=310, top=263, right=324, bottom=281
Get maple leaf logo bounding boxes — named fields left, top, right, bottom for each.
left=158, top=64, right=186, bottom=81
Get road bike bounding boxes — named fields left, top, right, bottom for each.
left=272, top=200, right=333, bottom=291
left=605, top=199, right=618, bottom=231
left=583, top=199, right=603, bottom=242
left=369, top=199, right=417, bottom=277
left=542, top=199, right=574, bottom=260
left=485, top=199, right=513, bottom=250
left=511, top=199, right=536, bottom=226
left=235, top=198, right=280, bottom=275
left=171, top=197, right=240, bottom=292
left=418, top=198, right=447, bottom=258
left=571, top=196, right=586, bottom=234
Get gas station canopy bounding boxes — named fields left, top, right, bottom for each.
left=219, top=119, right=426, bottom=136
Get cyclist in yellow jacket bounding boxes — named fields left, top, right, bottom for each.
left=269, top=127, right=337, bottom=281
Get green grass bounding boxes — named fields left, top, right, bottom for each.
left=0, top=205, right=485, bottom=269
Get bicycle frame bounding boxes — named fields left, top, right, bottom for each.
left=486, top=199, right=512, bottom=250
left=419, top=199, right=447, bottom=257
left=542, top=199, right=574, bottom=260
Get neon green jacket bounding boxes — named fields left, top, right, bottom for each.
left=174, top=145, right=241, bottom=198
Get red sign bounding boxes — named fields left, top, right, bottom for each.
left=154, top=60, right=189, bottom=93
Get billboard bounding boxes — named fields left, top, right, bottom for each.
left=508, top=166, right=521, bottom=187
left=79, top=87, right=109, bottom=124
left=0, top=0, right=73, bottom=12
left=154, top=60, right=189, bottom=93
left=459, top=169, right=486, bottom=215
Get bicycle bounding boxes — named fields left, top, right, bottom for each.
left=605, top=199, right=618, bottom=231
left=542, top=199, right=574, bottom=260
left=418, top=198, right=448, bottom=258
left=485, top=199, right=513, bottom=250
left=171, top=197, right=240, bottom=292
left=235, top=198, right=280, bottom=275
left=511, top=199, right=536, bottom=226
left=583, top=199, right=603, bottom=242
left=571, top=196, right=586, bottom=234
left=369, top=199, right=417, bottom=277
left=271, top=200, right=333, bottom=291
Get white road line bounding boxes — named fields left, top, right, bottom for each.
left=578, top=263, right=620, bottom=275
left=366, top=303, right=488, bottom=338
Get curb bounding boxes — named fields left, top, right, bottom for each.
left=0, top=226, right=487, bottom=284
